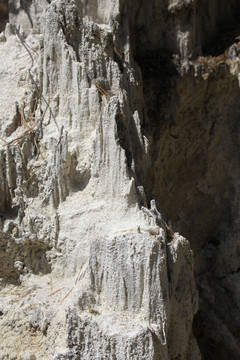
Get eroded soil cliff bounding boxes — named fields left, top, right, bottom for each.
left=0, top=0, right=239, bottom=359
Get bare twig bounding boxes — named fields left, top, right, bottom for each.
left=48, top=287, right=64, bottom=297
left=88, top=308, right=100, bottom=315
left=59, top=286, right=73, bottom=304
left=15, top=26, right=60, bottom=132
left=0, top=105, right=48, bottom=147
left=26, top=161, right=45, bottom=182
left=94, top=83, right=110, bottom=100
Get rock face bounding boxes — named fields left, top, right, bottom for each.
left=0, top=0, right=239, bottom=359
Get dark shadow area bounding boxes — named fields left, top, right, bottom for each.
left=193, top=307, right=240, bottom=360
left=0, top=234, right=52, bottom=286
left=8, top=0, right=33, bottom=29
left=202, top=5, right=240, bottom=56
left=58, top=5, right=83, bottom=62
left=0, top=0, right=9, bottom=33
left=69, top=155, right=91, bottom=192
left=143, top=67, right=240, bottom=265
left=123, top=0, right=240, bottom=358
left=20, top=0, right=33, bottom=27
left=142, top=64, right=240, bottom=358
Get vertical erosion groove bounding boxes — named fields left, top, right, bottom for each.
left=124, top=0, right=240, bottom=358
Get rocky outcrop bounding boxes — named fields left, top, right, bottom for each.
left=0, top=0, right=239, bottom=359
